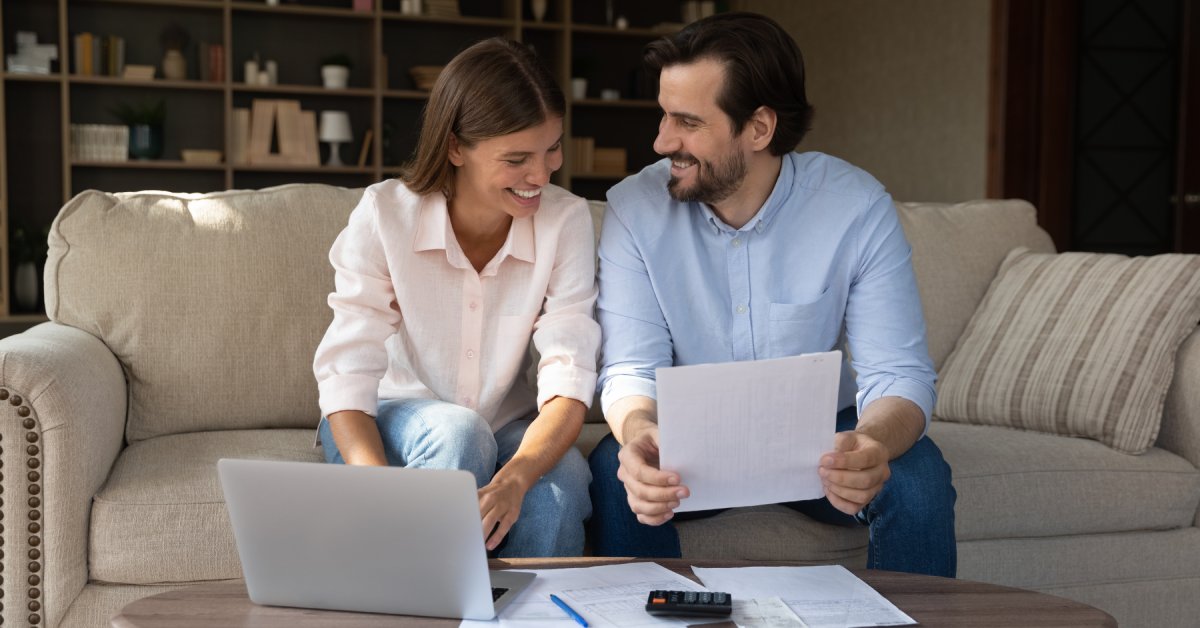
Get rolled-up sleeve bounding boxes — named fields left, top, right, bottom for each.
left=596, top=201, right=674, bottom=416
left=533, top=201, right=602, bottom=409
left=845, top=191, right=938, bottom=433
left=313, top=189, right=401, bottom=417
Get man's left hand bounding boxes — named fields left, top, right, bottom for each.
left=478, top=476, right=529, bottom=551
left=819, top=431, right=891, bottom=516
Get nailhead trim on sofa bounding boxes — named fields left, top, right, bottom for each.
left=0, top=387, right=43, bottom=626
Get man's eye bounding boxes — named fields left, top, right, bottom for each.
left=549, top=143, right=562, bottom=152
left=506, top=158, right=528, bottom=165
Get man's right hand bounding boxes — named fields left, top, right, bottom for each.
left=616, top=425, right=690, bottom=525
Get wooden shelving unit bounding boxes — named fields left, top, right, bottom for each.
left=0, top=0, right=685, bottom=322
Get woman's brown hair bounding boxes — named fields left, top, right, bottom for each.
left=401, top=38, right=565, bottom=199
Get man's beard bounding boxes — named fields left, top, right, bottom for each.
left=666, top=149, right=747, bottom=205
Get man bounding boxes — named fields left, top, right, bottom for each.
left=587, top=12, right=956, bottom=577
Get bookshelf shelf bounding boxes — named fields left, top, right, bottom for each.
left=233, top=84, right=375, bottom=97
left=380, top=14, right=516, bottom=28
left=2, top=72, right=64, bottom=83
left=234, top=164, right=374, bottom=174
left=229, top=2, right=374, bottom=20
left=71, top=0, right=225, bottom=12
left=72, top=159, right=226, bottom=170
left=383, top=89, right=429, bottom=100
left=574, top=97, right=660, bottom=109
left=71, top=75, right=224, bottom=90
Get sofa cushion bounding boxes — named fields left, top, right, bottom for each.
left=934, top=248, right=1200, bottom=454
left=930, top=421, right=1200, bottom=541
left=895, top=200, right=1056, bottom=370
left=90, top=430, right=322, bottom=584
left=676, top=506, right=867, bottom=565
left=47, top=184, right=361, bottom=441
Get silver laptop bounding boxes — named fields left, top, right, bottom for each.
left=217, top=458, right=535, bottom=620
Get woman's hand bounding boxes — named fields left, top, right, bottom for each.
left=477, top=473, right=532, bottom=551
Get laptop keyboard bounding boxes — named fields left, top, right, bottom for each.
left=492, top=587, right=509, bottom=602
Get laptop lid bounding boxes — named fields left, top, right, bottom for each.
left=217, top=458, right=532, bottom=620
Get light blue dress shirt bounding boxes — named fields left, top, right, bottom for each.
left=597, top=151, right=937, bottom=430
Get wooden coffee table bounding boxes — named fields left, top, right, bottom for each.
left=111, top=557, right=1116, bottom=627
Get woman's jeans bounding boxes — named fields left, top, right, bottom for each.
left=587, top=406, right=958, bottom=577
left=319, top=398, right=592, bottom=558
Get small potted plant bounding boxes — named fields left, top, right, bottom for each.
left=9, top=222, right=48, bottom=312
left=110, top=99, right=167, bottom=160
left=320, top=54, right=352, bottom=89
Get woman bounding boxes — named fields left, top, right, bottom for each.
left=313, top=38, right=599, bottom=557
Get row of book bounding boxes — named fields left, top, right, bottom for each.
left=72, top=33, right=124, bottom=77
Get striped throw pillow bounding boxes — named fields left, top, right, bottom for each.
left=935, top=247, right=1200, bottom=454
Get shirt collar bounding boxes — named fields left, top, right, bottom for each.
left=413, top=193, right=536, bottom=269
left=699, top=153, right=795, bottom=235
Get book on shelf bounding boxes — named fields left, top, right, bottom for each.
left=73, top=32, right=92, bottom=76
left=357, top=129, right=374, bottom=167
left=198, top=43, right=225, bottom=82
left=592, top=147, right=627, bottom=175
left=230, top=108, right=250, bottom=165
left=122, top=65, right=156, bottom=80
left=246, top=99, right=320, bottom=166
left=570, top=136, right=594, bottom=173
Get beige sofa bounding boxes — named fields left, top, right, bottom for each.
left=0, top=184, right=1196, bottom=628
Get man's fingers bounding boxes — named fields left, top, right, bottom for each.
left=824, top=480, right=876, bottom=510
left=820, top=467, right=884, bottom=490
left=619, top=445, right=679, bottom=487
left=825, top=491, right=863, bottom=517
left=636, top=511, right=675, bottom=526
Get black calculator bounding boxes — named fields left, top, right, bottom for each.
left=645, top=589, right=733, bottom=617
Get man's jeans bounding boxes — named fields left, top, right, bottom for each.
left=319, top=398, right=592, bottom=558
left=587, top=406, right=957, bottom=577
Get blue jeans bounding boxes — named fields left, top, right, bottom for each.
left=319, top=398, right=592, bottom=558
left=587, top=406, right=957, bottom=577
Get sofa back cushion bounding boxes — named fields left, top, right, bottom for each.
left=46, top=184, right=361, bottom=442
left=895, top=199, right=1056, bottom=369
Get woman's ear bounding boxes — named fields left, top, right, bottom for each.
left=447, top=134, right=465, bottom=167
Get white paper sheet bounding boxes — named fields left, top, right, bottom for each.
left=461, top=562, right=707, bottom=628
left=657, top=352, right=841, bottom=512
left=691, top=565, right=916, bottom=628
left=731, top=597, right=808, bottom=627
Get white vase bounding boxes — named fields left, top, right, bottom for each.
left=531, top=0, right=547, bottom=22
left=162, top=49, right=187, bottom=80
left=14, top=261, right=38, bottom=312
left=321, top=65, right=350, bottom=89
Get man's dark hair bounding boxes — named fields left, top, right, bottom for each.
left=644, top=12, right=814, bottom=155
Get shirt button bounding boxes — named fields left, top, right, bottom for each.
left=736, top=304, right=747, bottom=314
left=461, top=396, right=472, bottom=405
left=466, top=350, right=475, bottom=359
left=732, top=238, right=742, bottom=247
left=468, top=302, right=478, bottom=310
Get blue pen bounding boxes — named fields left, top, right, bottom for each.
left=550, top=593, right=589, bottom=627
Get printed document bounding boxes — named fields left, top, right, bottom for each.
left=692, top=565, right=916, bottom=628
left=657, top=351, right=841, bottom=512
left=460, top=562, right=705, bottom=628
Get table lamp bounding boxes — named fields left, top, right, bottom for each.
left=318, top=110, right=353, bottom=167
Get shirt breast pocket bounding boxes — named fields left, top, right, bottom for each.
left=767, top=288, right=840, bottom=357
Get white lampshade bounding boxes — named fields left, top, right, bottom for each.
left=318, top=110, right=353, bottom=142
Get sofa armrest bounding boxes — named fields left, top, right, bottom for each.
left=1159, top=327, right=1200, bottom=526
left=0, top=323, right=127, bottom=628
